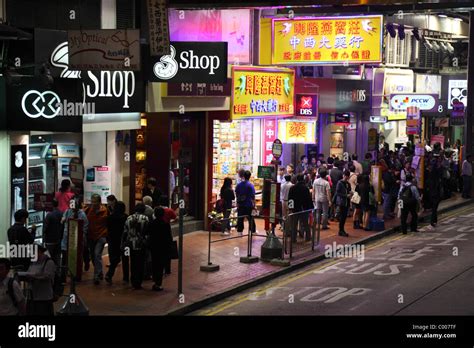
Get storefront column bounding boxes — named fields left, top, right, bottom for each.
left=466, top=11, right=474, bottom=155
left=0, top=131, right=10, bottom=244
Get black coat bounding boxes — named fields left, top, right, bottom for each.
left=142, top=187, right=163, bottom=207
left=107, top=213, right=128, bottom=246
left=147, top=219, right=173, bottom=261
left=288, top=181, right=313, bottom=212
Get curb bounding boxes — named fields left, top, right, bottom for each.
left=166, top=198, right=473, bottom=316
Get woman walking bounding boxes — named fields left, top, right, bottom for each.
left=220, top=178, right=235, bottom=235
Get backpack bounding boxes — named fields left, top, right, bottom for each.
left=401, top=185, right=416, bottom=206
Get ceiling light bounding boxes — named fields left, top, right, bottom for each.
left=453, top=18, right=463, bottom=22
left=438, top=14, right=447, bottom=18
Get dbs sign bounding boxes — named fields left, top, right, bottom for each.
left=296, top=94, right=318, bottom=117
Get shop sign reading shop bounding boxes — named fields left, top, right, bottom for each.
left=272, top=15, right=382, bottom=65
left=231, top=66, right=295, bottom=119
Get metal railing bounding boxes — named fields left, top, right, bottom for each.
left=282, top=208, right=322, bottom=259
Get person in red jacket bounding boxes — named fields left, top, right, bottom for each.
left=84, top=194, right=109, bottom=285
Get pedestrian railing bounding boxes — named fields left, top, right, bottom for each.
left=282, top=208, right=322, bottom=259
left=201, top=207, right=324, bottom=272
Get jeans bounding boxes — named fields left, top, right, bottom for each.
left=401, top=204, right=418, bottom=233
left=462, top=175, right=472, bottom=198
left=315, top=201, right=329, bottom=228
left=237, top=206, right=255, bottom=233
left=382, top=192, right=392, bottom=218
left=338, top=205, right=349, bottom=233
left=88, top=237, right=107, bottom=280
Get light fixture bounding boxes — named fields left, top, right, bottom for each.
left=397, top=24, right=405, bottom=40
left=438, top=14, right=447, bottom=18
left=446, top=42, right=455, bottom=54
left=453, top=17, right=463, bottom=22
left=386, top=23, right=397, bottom=38
left=424, top=39, right=433, bottom=51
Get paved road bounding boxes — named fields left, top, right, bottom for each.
left=192, top=205, right=474, bottom=316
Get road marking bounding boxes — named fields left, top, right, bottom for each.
left=200, top=205, right=474, bottom=316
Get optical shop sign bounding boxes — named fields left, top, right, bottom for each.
left=272, top=15, right=383, bottom=65
left=231, top=66, right=295, bottom=119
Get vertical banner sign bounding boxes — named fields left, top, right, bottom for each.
left=451, top=101, right=465, bottom=126
left=370, top=165, right=382, bottom=203
left=67, top=219, right=84, bottom=280
left=406, top=106, right=420, bottom=135
left=272, top=15, right=383, bottom=65
left=368, top=128, right=378, bottom=151
left=262, top=119, right=277, bottom=165
left=147, top=0, right=171, bottom=56
left=11, top=145, right=27, bottom=223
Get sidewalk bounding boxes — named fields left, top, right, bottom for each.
left=61, top=194, right=473, bottom=315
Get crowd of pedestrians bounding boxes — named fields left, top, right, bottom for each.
left=2, top=178, right=177, bottom=316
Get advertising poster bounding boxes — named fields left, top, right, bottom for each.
left=84, top=166, right=112, bottom=203
left=272, top=15, right=383, bottom=65
left=231, top=66, right=295, bottom=119
left=406, top=106, right=420, bottom=135
left=10, top=145, right=27, bottom=223
left=448, top=80, right=467, bottom=109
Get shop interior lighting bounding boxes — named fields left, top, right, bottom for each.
left=386, top=23, right=397, bottom=38
left=397, top=24, right=405, bottom=40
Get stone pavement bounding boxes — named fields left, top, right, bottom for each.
left=58, top=194, right=472, bottom=315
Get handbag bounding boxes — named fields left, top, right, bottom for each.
left=169, top=240, right=179, bottom=260
left=351, top=191, right=361, bottom=204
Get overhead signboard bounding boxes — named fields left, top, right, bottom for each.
left=390, top=94, right=438, bottom=111
left=447, top=80, right=467, bottom=110
left=406, top=106, right=421, bottom=135
left=146, top=0, right=170, bottom=56
left=295, top=94, right=318, bottom=117
left=277, top=119, right=316, bottom=144
left=148, top=41, right=228, bottom=83
left=231, top=66, right=295, bottom=120
left=335, top=79, right=371, bottom=111
left=68, top=29, right=141, bottom=71
left=370, top=116, right=387, bottom=123
left=272, top=15, right=383, bottom=65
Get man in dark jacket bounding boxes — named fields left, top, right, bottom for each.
left=43, top=199, right=63, bottom=266
left=288, top=174, right=313, bottom=241
left=142, top=177, right=163, bottom=208
left=7, top=209, right=36, bottom=270
left=382, top=168, right=396, bottom=220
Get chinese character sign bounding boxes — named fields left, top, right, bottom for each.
left=231, top=66, right=295, bottom=119
left=272, top=16, right=382, bottom=65
left=406, top=106, right=420, bottom=135
left=147, top=0, right=170, bottom=56
left=262, top=119, right=277, bottom=165
left=277, top=120, right=316, bottom=144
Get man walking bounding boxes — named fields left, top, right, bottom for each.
left=288, top=174, right=313, bottom=241
left=7, top=209, right=36, bottom=270
left=313, top=169, right=332, bottom=230
left=43, top=199, right=63, bottom=266
left=84, top=194, right=109, bottom=285
left=462, top=154, right=472, bottom=198
left=235, top=170, right=256, bottom=235
left=398, top=174, right=421, bottom=234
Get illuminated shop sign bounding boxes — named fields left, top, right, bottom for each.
left=295, top=94, right=318, bottom=117
left=231, top=66, right=295, bottom=119
left=390, top=94, right=437, bottom=111
left=277, top=119, right=316, bottom=144
left=272, top=15, right=383, bottom=65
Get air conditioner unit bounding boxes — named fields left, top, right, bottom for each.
left=384, top=31, right=413, bottom=67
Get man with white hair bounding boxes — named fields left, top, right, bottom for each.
left=142, top=196, right=154, bottom=221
